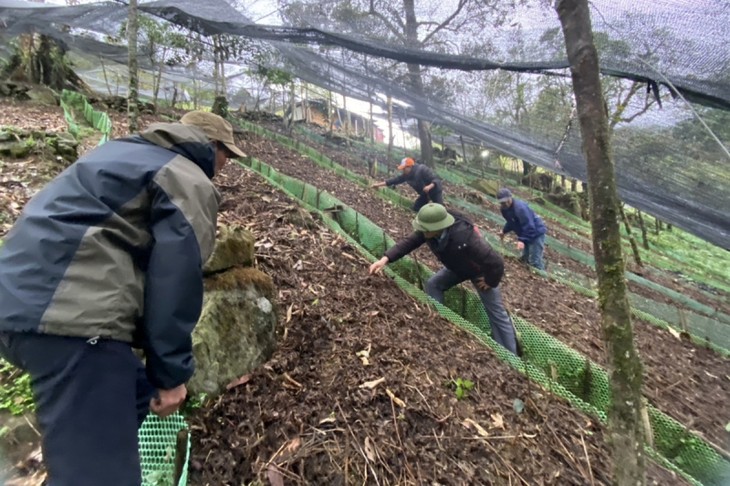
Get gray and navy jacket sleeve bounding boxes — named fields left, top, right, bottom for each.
left=142, top=142, right=219, bottom=390
left=0, top=123, right=220, bottom=390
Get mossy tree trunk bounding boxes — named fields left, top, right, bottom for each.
left=556, top=1, right=646, bottom=485
left=619, top=203, right=643, bottom=267
left=127, top=0, right=140, bottom=133
left=403, top=0, right=433, bottom=167
left=3, top=34, right=87, bottom=92
left=387, top=95, right=394, bottom=172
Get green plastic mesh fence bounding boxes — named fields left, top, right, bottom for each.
left=240, top=120, right=730, bottom=356
left=58, top=91, right=189, bottom=486
left=60, top=90, right=113, bottom=144
left=241, top=155, right=729, bottom=486
left=138, top=415, right=190, bottom=486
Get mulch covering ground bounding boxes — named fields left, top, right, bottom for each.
left=232, top=129, right=729, bottom=449
left=189, top=165, right=684, bottom=485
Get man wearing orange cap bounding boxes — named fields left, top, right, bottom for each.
left=371, top=157, right=443, bottom=212
left=0, top=111, right=245, bottom=485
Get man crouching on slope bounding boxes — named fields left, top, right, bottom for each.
left=368, top=203, right=518, bottom=356
left=0, top=111, right=245, bottom=486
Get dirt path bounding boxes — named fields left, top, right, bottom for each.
left=189, top=165, right=685, bottom=485
left=235, top=129, right=730, bottom=448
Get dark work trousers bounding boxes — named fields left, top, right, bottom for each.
left=412, top=186, right=444, bottom=212
left=0, top=332, right=156, bottom=486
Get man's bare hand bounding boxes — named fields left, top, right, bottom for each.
left=369, top=256, right=389, bottom=275
left=516, top=241, right=525, bottom=251
left=423, top=183, right=434, bottom=193
left=150, top=384, right=187, bottom=418
left=475, top=277, right=490, bottom=291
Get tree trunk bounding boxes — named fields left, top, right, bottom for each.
left=342, top=94, right=349, bottom=136
left=556, top=2, right=646, bottom=485
left=387, top=95, right=394, bottom=172
left=288, top=81, right=296, bottom=130
left=127, top=0, right=140, bottom=133
left=403, top=0, right=433, bottom=166
left=328, top=90, right=334, bottom=136
left=637, top=211, right=649, bottom=250
left=459, top=135, right=467, bottom=165
left=619, top=204, right=643, bottom=268
left=571, top=178, right=578, bottom=192
left=99, top=57, right=112, bottom=96
left=301, top=82, right=309, bottom=123
left=369, top=97, right=375, bottom=144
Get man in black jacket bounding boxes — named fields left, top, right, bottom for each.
left=371, top=157, right=443, bottom=212
left=369, top=203, right=518, bottom=355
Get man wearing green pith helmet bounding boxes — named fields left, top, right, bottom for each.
left=369, top=203, right=519, bottom=355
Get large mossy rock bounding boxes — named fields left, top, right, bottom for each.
left=188, top=226, right=279, bottom=397
left=545, top=191, right=584, bottom=218
left=203, top=225, right=255, bottom=274
left=468, top=178, right=500, bottom=198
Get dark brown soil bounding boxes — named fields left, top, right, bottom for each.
left=234, top=129, right=730, bottom=448
left=189, top=165, right=685, bottom=485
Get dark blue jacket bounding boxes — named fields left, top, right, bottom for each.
left=501, top=199, right=547, bottom=243
left=0, top=123, right=220, bottom=389
left=386, top=164, right=441, bottom=196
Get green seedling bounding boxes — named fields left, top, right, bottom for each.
left=451, top=377, right=475, bottom=400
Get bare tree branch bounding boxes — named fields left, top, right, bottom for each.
left=422, top=0, right=469, bottom=45
left=368, top=0, right=406, bottom=42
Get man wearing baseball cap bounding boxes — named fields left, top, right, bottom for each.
left=497, top=188, right=547, bottom=271
left=369, top=203, right=518, bottom=355
left=370, top=157, right=443, bottom=212
left=0, top=111, right=245, bottom=485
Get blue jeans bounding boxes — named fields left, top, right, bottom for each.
left=522, top=234, right=546, bottom=271
left=0, top=332, right=155, bottom=486
left=425, top=268, right=518, bottom=355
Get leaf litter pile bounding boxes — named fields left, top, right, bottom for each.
left=189, top=164, right=684, bottom=485
left=233, top=128, right=730, bottom=449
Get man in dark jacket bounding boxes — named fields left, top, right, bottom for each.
left=371, top=157, right=443, bottom=211
left=0, top=111, right=245, bottom=486
left=369, top=203, right=518, bottom=355
left=498, top=188, right=547, bottom=271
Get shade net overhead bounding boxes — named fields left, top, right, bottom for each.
left=0, top=0, right=728, bottom=248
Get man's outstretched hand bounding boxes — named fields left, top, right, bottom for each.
left=369, top=256, right=389, bottom=275
left=150, top=384, right=187, bottom=418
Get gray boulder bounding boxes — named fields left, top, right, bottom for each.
left=189, top=267, right=278, bottom=397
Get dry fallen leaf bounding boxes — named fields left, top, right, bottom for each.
left=462, top=418, right=489, bottom=438
left=225, top=373, right=252, bottom=390
left=364, top=437, right=377, bottom=462
left=359, top=377, right=385, bottom=389
left=667, top=327, right=681, bottom=340
left=490, top=413, right=505, bottom=430
left=356, top=343, right=371, bottom=366
left=286, top=303, right=294, bottom=323
left=386, top=388, right=406, bottom=408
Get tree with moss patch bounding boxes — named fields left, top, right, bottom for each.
left=556, top=0, right=646, bottom=484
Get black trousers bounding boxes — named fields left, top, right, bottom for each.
left=413, top=186, right=444, bottom=212
left=0, top=332, right=155, bottom=486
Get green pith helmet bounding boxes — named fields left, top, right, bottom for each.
left=412, top=203, right=455, bottom=232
